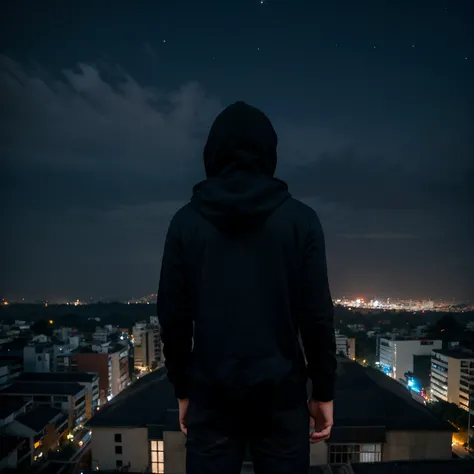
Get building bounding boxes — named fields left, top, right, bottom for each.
left=335, top=331, right=356, bottom=359
left=0, top=359, right=22, bottom=387
left=86, top=360, right=453, bottom=474
left=23, top=344, right=53, bottom=373
left=2, top=406, right=68, bottom=464
left=87, top=368, right=176, bottom=473
left=53, top=336, right=80, bottom=372
left=55, top=342, right=130, bottom=404
left=0, top=381, right=87, bottom=429
left=347, top=337, right=356, bottom=360
left=0, top=433, right=30, bottom=472
left=73, top=343, right=130, bottom=404
left=378, top=337, right=442, bottom=383
left=133, top=322, right=161, bottom=371
left=430, top=348, right=474, bottom=412
left=0, top=397, right=33, bottom=428
left=15, top=372, right=100, bottom=418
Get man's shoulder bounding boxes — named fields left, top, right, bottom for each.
left=169, top=202, right=195, bottom=225
left=281, top=197, right=320, bottom=221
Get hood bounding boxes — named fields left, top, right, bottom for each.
left=191, top=102, right=291, bottom=233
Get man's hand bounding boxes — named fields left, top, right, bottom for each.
left=308, top=399, right=333, bottom=443
left=178, top=398, right=189, bottom=436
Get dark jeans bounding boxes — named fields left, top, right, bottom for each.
left=185, top=398, right=310, bottom=474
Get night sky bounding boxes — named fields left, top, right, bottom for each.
left=1, top=0, right=473, bottom=302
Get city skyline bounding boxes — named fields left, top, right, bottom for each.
left=1, top=0, right=473, bottom=301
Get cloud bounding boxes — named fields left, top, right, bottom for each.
left=2, top=54, right=472, bottom=218
left=1, top=55, right=472, bottom=300
left=0, top=54, right=221, bottom=212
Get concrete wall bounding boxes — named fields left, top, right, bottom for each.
left=90, top=427, right=149, bottom=472
left=164, top=431, right=186, bottom=473
left=393, top=340, right=442, bottom=383
left=447, top=358, right=461, bottom=405
left=383, top=430, right=452, bottom=461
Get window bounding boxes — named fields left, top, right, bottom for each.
left=114, top=433, right=122, bottom=443
left=115, top=445, right=123, bottom=454
left=150, top=440, right=164, bottom=473
left=329, top=444, right=382, bottom=464
left=116, top=460, right=123, bottom=468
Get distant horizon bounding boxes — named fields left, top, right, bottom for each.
left=1, top=292, right=471, bottom=305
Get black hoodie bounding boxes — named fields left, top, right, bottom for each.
left=157, top=102, right=336, bottom=407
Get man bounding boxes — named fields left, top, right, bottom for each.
left=157, top=102, right=337, bottom=474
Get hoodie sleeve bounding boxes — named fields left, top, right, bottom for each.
left=157, top=215, right=193, bottom=400
left=297, top=212, right=337, bottom=402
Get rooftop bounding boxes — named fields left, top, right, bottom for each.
left=0, top=433, right=27, bottom=460
left=329, top=359, right=452, bottom=434
left=432, top=348, right=474, bottom=360
left=0, top=381, right=85, bottom=396
left=87, top=367, right=176, bottom=432
left=76, top=342, right=128, bottom=355
left=380, top=336, right=441, bottom=342
left=15, top=406, right=66, bottom=432
left=87, top=360, right=452, bottom=440
left=0, top=396, right=30, bottom=419
left=17, top=371, right=98, bottom=383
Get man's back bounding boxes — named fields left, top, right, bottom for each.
left=157, top=102, right=337, bottom=474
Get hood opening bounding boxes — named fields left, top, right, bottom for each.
left=203, top=101, right=278, bottom=178
left=191, top=102, right=291, bottom=234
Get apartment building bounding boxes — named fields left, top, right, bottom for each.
left=0, top=381, right=87, bottom=430
left=57, top=343, right=130, bottom=404
left=133, top=322, right=161, bottom=371
left=0, top=359, right=22, bottom=387
left=378, top=337, right=442, bottom=383
left=87, top=361, right=453, bottom=474
left=335, top=331, right=356, bottom=359
left=430, top=348, right=474, bottom=412
left=23, top=344, right=53, bottom=373
left=15, top=372, right=100, bottom=418
left=2, top=406, right=68, bottom=464
left=0, top=432, right=30, bottom=472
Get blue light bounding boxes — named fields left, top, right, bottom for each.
left=382, top=365, right=391, bottom=375
left=408, top=379, right=414, bottom=387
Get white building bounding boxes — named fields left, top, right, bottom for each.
left=87, top=362, right=454, bottom=474
left=14, top=371, right=100, bottom=419
left=0, top=381, right=87, bottom=429
left=378, top=337, right=442, bottom=383
left=23, top=345, right=52, bottom=373
left=133, top=322, right=161, bottom=370
left=335, top=332, right=356, bottom=360
left=430, top=348, right=474, bottom=412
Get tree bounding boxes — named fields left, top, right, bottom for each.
left=31, top=319, right=53, bottom=336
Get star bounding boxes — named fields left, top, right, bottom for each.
left=373, top=44, right=377, bottom=49
left=257, top=47, right=260, bottom=51
left=411, top=44, right=415, bottom=48
left=162, top=39, right=167, bottom=43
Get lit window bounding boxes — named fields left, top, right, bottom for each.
left=329, top=444, right=382, bottom=464
left=150, top=439, right=164, bottom=473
